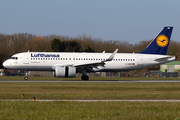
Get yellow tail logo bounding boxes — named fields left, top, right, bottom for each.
left=156, top=35, right=168, bottom=47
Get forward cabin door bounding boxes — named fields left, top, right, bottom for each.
left=23, top=53, right=29, bottom=64
left=138, top=56, right=143, bottom=66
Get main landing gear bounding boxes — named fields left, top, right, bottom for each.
left=81, top=69, right=89, bottom=80
left=81, top=75, right=89, bottom=80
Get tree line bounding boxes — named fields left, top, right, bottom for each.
left=0, top=33, right=180, bottom=69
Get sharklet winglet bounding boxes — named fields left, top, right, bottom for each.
left=105, top=49, right=118, bottom=61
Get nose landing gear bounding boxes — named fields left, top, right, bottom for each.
left=24, top=76, right=28, bottom=80
left=24, top=71, right=28, bottom=80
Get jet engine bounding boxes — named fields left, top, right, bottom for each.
left=54, top=66, right=76, bottom=77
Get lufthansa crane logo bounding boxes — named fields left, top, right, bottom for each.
left=156, top=35, right=169, bottom=47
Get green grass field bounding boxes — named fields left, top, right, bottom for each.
left=1, top=82, right=180, bottom=99
left=1, top=77, right=180, bottom=119
left=1, top=101, right=180, bottom=120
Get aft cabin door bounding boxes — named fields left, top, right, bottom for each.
left=23, top=54, right=29, bottom=64
left=138, top=56, right=143, bottom=66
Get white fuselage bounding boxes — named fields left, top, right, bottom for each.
left=3, top=52, right=175, bottom=72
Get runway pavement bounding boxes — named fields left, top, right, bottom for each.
left=1, top=80, right=180, bottom=83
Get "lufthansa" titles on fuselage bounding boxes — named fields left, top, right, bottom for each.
left=31, top=53, right=60, bottom=57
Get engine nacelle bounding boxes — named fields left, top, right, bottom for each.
left=54, top=66, right=76, bottom=77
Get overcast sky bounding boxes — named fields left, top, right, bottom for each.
left=0, top=0, right=179, bottom=44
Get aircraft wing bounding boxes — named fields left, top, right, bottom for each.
left=72, top=49, right=118, bottom=68
left=73, top=61, right=104, bottom=67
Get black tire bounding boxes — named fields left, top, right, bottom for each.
left=81, top=75, right=89, bottom=80
left=24, top=77, right=28, bottom=80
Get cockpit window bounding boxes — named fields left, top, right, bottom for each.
left=10, top=57, right=18, bottom=60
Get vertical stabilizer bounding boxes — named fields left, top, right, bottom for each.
left=140, top=27, right=173, bottom=55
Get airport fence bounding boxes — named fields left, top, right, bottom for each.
left=2, top=69, right=179, bottom=78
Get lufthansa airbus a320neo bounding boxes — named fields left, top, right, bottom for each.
left=3, top=27, right=175, bottom=80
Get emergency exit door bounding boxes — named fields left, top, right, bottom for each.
left=138, top=56, right=143, bottom=66
left=23, top=54, right=29, bottom=64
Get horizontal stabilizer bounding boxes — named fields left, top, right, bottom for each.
left=154, top=56, right=175, bottom=61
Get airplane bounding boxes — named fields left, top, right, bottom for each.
left=3, top=26, right=175, bottom=80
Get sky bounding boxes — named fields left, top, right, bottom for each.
left=0, top=0, right=180, bottom=44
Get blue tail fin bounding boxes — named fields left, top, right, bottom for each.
left=140, top=27, right=173, bottom=55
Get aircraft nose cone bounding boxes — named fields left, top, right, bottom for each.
left=3, top=60, right=9, bottom=68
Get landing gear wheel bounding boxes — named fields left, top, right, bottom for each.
left=24, top=71, right=28, bottom=80
left=24, top=77, right=28, bottom=80
left=81, top=75, right=89, bottom=80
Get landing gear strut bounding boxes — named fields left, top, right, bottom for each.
left=81, top=69, right=89, bottom=80
left=81, top=75, right=89, bottom=80
left=24, top=71, right=28, bottom=80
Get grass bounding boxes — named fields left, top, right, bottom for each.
left=1, top=80, right=180, bottom=119
left=1, top=101, right=180, bottom=120
left=0, top=82, right=180, bottom=99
